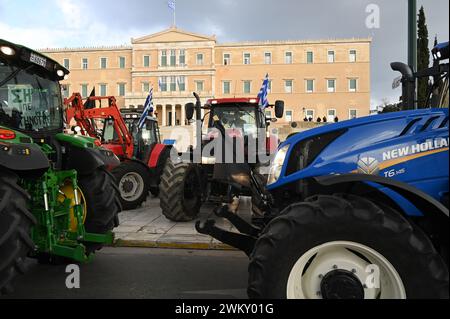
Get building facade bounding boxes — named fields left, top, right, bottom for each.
left=41, top=27, right=371, bottom=127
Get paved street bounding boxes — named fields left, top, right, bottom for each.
left=115, top=196, right=253, bottom=249
left=3, top=248, right=249, bottom=299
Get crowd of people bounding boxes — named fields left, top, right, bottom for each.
left=303, top=116, right=339, bottom=123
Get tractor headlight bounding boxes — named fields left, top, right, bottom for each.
left=267, top=144, right=290, bottom=185
left=0, top=46, right=15, bottom=56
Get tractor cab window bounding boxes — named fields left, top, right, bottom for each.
left=0, top=59, right=63, bottom=132
left=209, top=105, right=259, bottom=136
left=141, top=120, right=159, bottom=145
left=102, top=118, right=118, bottom=143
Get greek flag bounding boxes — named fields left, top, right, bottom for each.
left=258, top=73, right=270, bottom=109
left=138, top=87, right=154, bottom=129
left=168, top=0, right=175, bottom=10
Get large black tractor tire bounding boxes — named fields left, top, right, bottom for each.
left=248, top=194, right=449, bottom=299
left=0, top=170, right=36, bottom=295
left=78, top=167, right=122, bottom=254
left=112, top=161, right=150, bottom=211
left=159, top=159, right=202, bottom=222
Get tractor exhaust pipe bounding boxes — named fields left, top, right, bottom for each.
left=391, top=62, right=416, bottom=110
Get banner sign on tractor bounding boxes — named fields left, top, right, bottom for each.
left=7, top=84, right=51, bottom=130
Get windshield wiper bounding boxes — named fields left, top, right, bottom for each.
left=0, top=65, right=33, bottom=87
left=235, top=104, right=256, bottom=120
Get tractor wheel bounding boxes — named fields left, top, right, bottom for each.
left=112, top=161, right=150, bottom=211
left=159, top=158, right=202, bottom=222
left=248, top=194, right=449, bottom=299
left=0, top=170, right=36, bottom=295
left=78, top=167, right=121, bottom=254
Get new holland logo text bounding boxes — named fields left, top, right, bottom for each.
left=382, top=138, right=449, bottom=161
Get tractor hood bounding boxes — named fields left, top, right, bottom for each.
left=268, top=108, right=449, bottom=191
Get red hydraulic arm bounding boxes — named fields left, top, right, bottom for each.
left=65, top=93, right=134, bottom=159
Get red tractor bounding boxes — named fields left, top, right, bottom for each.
left=65, top=93, right=172, bottom=210
left=159, top=93, right=284, bottom=221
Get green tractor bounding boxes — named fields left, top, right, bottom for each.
left=0, top=39, right=122, bottom=294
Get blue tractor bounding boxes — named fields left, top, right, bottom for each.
left=197, top=42, right=449, bottom=299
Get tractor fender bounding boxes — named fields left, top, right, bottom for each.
left=0, top=142, right=49, bottom=174
left=122, top=158, right=150, bottom=172
left=148, top=144, right=173, bottom=178
left=62, top=143, right=120, bottom=176
left=313, top=173, right=449, bottom=239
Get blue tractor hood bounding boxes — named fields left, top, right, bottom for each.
left=269, top=108, right=449, bottom=200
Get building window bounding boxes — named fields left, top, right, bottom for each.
left=327, top=79, right=336, bottom=93
left=118, top=83, right=126, bottom=96
left=306, top=79, right=314, bottom=93
left=349, top=109, right=358, bottom=119
left=306, top=51, right=314, bottom=64
left=327, top=50, right=335, bottom=63
left=143, top=55, right=150, bottom=67
left=161, top=50, right=167, bottom=66
left=100, top=57, right=108, bottom=69
left=285, top=52, right=293, bottom=64
left=99, top=84, right=107, bottom=96
left=196, top=53, right=204, bottom=65
left=119, top=56, right=126, bottom=69
left=170, top=76, right=177, bottom=91
left=349, top=78, right=357, bottom=92
left=223, top=81, right=231, bottom=94
left=196, top=81, right=204, bottom=92
left=63, top=58, right=70, bottom=69
left=178, top=76, right=186, bottom=91
left=159, top=77, right=167, bottom=91
left=81, top=84, right=88, bottom=98
left=179, top=49, right=186, bottom=66
left=305, top=109, right=315, bottom=121
left=170, top=49, right=176, bottom=66
left=223, top=53, right=231, bottom=65
left=62, top=84, right=70, bottom=98
left=267, top=80, right=272, bottom=93
left=243, top=81, right=251, bottom=94
left=285, top=80, right=293, bottom=93
left=243, top=53, right=251, bottom=65
left=264, top=52, right=272, bottom=64
left=286, top=110, right=293, bottom=122
left=142, top=82, right=150, bottom=93
left=327, top=109, right=337, bottom=122
left=82, top=58, right=88, bottom=70
left=349, top=50, right=357, bottom=62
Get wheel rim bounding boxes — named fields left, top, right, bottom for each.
left=286, top=241, right=406, bottom=299
left=119, top=172, right=145, bottom=202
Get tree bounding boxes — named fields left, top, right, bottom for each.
left=417, top=6, right=430, bottom=108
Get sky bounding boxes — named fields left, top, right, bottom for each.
left=0, top=0, right=448, bottom=108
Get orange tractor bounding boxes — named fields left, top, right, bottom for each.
left=65, top=93, right=173, bottom=210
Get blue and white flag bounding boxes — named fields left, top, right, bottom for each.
left=258, top=73, right=270, bottom=109
left=168, top=0, right=175, bottom=10
left=138, top=87, right=154, bottom=129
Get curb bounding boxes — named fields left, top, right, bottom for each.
left=113, top=239, right=237, bottom=251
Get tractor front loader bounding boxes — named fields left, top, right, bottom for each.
left=65, top=93, right=172, bottom=210
left=0, top=39, right=122, bottom=294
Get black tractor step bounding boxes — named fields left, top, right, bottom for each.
left=196, top=220, right=256, bottom=256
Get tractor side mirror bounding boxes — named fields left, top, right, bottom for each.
left=274, top=100, right=284, bottom=118
left=185, top=103, right=195, bottom=121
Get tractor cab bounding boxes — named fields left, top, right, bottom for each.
left=0, top=39, right=68, bottom=138
left=186, top=96, right=284, bottom=156
left=120, top=108, right=161, bottom=161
